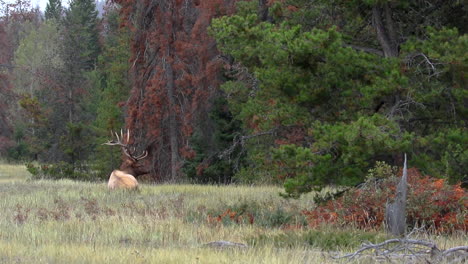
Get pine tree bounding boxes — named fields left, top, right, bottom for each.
left=58, top=0, right=101, bottom=169
left=91, top=8, right=132, bottom=179
left=63, top=0, right=100, bottom=71
left=0, top=21, right=14, bottom=155
left=210, top=1, right=467, bottom=196
left=12, top=21, right=63, bottom=161
left=45, top=0, right=62, bottom=21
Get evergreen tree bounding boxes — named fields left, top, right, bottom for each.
left=58, top=0, right=101, bottom=170
left=183, top=97, right=244, bottom=184
left=12, top=21, right=63, bottom=161
left=45, top=0, right=62, bottom=21
left=90, top=9, right=132, bottom=178
left=63, top=0, right=100, bottom=71
left=210, top=1, right=467, bottom=196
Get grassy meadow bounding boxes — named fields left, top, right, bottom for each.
left=0, top=163, right=465, bottom=263
left=0, top=162, right=31, bottom=183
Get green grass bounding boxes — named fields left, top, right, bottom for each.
left=0, top=163, right=465, bottom=263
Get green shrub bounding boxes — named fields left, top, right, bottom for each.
left=26, top=162, right=95, bottom=181
left=366, top=161, right=398, bottom=181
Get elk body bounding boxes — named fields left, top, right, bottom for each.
left=103, top=130, right=148, bottom=190
left=107, top=170, right=138, bottom=190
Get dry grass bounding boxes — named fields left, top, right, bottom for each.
left=0, top=179, right=325, bottom=263
left=0, top=162, right=30, bottom=183
left=0, top=163, right=465, bottom=263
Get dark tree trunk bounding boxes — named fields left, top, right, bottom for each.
left=258, top=0, right=272, bottom=22
left=163, top=54, right=179, bottom=182
left=372, top=3, right=399, bottom=58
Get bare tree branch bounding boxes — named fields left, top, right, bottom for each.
left=442, top=246, right=468, bottom=256
left=405, top=52, right=445, bottom=78
left=343, top=44, right=384, bottom=57
left=335, top=237, right=467, bottom=263
left=218, top=129, right=277, bottom=160
left=0, top=63, right=14, bottom=69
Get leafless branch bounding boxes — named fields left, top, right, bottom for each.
left=343, top=44, right=384, bottom=57
left=442, top=246, right=468, bottom=257
left=405, top=52, right=445, bottom=78
left=218, top=60, right=260, bottom=98
left=334, top=237, right=468, bottom=263
left=0, top=63, right=15, bottom=69
left=218, top=129, right=277, bottom=160
left=131, top=51, right=141, bottom=69
left=386, top=95, right=425, bottom=120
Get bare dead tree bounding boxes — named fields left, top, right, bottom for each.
left=385, top=153, right=408, bottom=236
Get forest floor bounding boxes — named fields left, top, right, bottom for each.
left=0, top=163, right=465, bottom=263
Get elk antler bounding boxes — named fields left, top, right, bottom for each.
left=103, top=129, right=148, bottom=161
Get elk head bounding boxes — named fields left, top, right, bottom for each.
left=103, top=129, right=149, bottom=189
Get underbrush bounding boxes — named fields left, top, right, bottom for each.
left=248, top=228, right=388, bottom=251
left=26, top=162, right=99, bottom=181
left=303, top=167, right=467, bottom=233
left=199, top=166, right=466, bottom=235
left=202, top=199, right=308, bottom=228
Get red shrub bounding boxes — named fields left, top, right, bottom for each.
left=303, top=168, right=467, bottom=233
left=207, top=208, right=255, bottom=225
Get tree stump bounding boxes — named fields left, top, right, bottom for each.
left=385, top=153, right=408, bottom=236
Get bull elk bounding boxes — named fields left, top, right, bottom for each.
left=103, top=129, right=148, bottom=190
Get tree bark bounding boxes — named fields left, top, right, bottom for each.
left=385, top=153, right=408, bottom=236
left=372, top=3, right=399, bottom=58
left=163, top=9, right=179, bottom=182
left=258, top=0, right=272, bottom=22
left=68, top=88, right=73, bottom=123
left=165, top=57, right=179, bottom=182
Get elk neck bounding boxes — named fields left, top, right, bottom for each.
left=118, top=166, right=137, bottom=176
left=119, top=160, right=149, bottom=177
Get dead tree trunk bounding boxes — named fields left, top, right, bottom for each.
left=385, top=153, right=408, bottom=236
left=163, top=55, right=179, bottom=182
left=163, top=1, right=179, bottom=182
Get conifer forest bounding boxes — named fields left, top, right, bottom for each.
left=2, top=0, right=466, bottom=188
left=0, top=1, right=467, bottom=259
